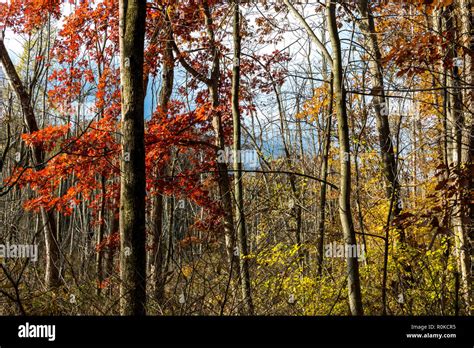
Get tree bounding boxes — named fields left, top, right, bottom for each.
left=326, top=0, right=364, bottom=316
left=118, top=0, right=147, bottom=316
left=231, top=0, right=253, bottom=315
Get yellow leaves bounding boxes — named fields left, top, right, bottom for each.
left=181, top=265, right=194, bottom=279
left=248, top=242, right=305, bottom=273
left=297, top=85, right=331, bottom=122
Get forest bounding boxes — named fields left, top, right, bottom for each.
left=0, top=0, right=472, bottom=316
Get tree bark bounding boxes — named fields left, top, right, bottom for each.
left=118, top=0, right=147, bottom=316
left=150, top=22, right=174, bottom=305
left=326, top=0, right=364, bottom=316
left=317, top=75, right=333, bottom=276
left=443, top=3, right=471, bottom=315
left=231, top=0, right=254, bottom=315
left=316, top=19, right=332, bottom=276
left=459, top=0, right=473, bottom=313
left=356, top=0, right=402, bottom=235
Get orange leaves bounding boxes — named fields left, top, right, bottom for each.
left=404, top=0, right=454, bottom=12
left=14, top=116, right=120, bottom=215
left=195, top=104, right=211, bottom=122
left=179, top=236, right=202, bottom=248
left=382, top=31, right=444, bottom=78
left=1, top=0, right=61, bottom=33
left=22, top=125, right=69, bottom=151
left=297, top=85, right=331, bottom=122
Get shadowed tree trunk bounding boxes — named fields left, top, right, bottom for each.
left=168, top=2, right=241, bottom=313
left=118, top=0, right=147, bottom=316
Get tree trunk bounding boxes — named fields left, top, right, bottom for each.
left=150, top=28, right=174, bottom=305
left=356, top=0, right=402, bottom=235
left=316, top=20, right=332, bottom=276
left=326, top=0, right=364, bottom=316
left=200, top=3, right=241, bottom=311
left=0, top=38, right=61, bottom=289
left=168, top=5, right=240, bottom=303
left=96, top=174, right=106, bottom=295
left=317, top=75, right=333, bottom=276
left=459, top=0, right=473, bottom=313
left=231, top=0, right=254, bottom=315
left=118, top=0, right=147, bottom=316
left=443, top=3, right=471, bottom=315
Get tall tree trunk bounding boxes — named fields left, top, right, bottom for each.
left=118, top=0, right=147, bottom=316
left=96, top=174, right=106, bottom=295
left=443, top=3, right=471, bottom=315
left=459, top=0, right=473, bottom=313
left=231, top=0, right=254, bottom=315
left=168, top=5, right=240, bottom=301
left=150, top=27, right=174, bottom=305
left=201, top=3, right=241, bottom=310
left=0, top=39, right=61, bottom=289
left=356, top=0, right=402, bottom=234
left=317, top=76, right=333, bottom=276
left=316, top=19, right=332, bottom=276
left=326, top=0, right=364, bottom=316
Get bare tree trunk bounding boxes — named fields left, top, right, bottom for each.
left=316, top=20, right=332, bottom=276
left=326, top=0, right=364, bottom=315
left=106, top=209, right=119, bottom=289
left=443, top=3, right=471, bottom=314
left=167, top=5, right=240, bottom=299
left=356, top=0, right=402, bottom=233
left=150, top=22, right=174, bottom=306
left=199, top=3, right=242, bottom=310
left=459, top=0, right=473, bottom=313
left=0, top=38, right=61, bottom=289
left=118, top=0, right=147, bottom=316
left=231, top=0, right=254, bottom=315
left=96, top=174, right=106, bottom=295
left=317, top=76, right=333, bottom=276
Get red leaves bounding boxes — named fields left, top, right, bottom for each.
left=14, top=116, right=120, bottom=215
left=0, top=0, right=61, bottom=33
left=96, top=232, right=120, bottom=253
left=22, top=125, right=69, bottom=151
left=3, top=0, right=287, bottom=237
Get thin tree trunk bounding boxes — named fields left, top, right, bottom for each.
left=326, top=0, right=364, bottom=316
left=356, top=0, right=402, bottom=234
left=96, top=174, right=106, bottom=295
left=200, top=3, right=242, bottom=311
left=167, top=5, right=240, bottom=298
left=150, top=21, right=174, bottom=305
left=231, top=0, right=254, bottom=315
left=317, top=76, right=333, bottom=276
